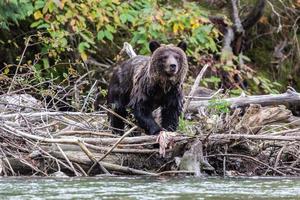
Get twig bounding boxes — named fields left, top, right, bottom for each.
left=81, top=80, right=98, bottom=112
left=51, top=151, right=158, bottom=176
left=56, top=144, right=81, bottom=176
left=100, top=162, right=157, bottom=176
left=267, top=0, right=282, bottom=33
left=98, top=105, right=137, bottom=127
left=87, top=126, right=138, bottom=174
left=99, top=126, right=138, bottom=161
left=274, top=142, right=287, bottom=169
left=183, top=64, right=210, bottom=113
left=84, top=143, right=159, bottom=154
left=38, top=146, right=77, bottom=173
left=74, top=163, right=88, bottom=176
left=77, top=141, right=110, bottom=175
left=223, top=145, right=228, bottom=177
left=0, top=111, right=105, bottom=120
left=40, top=116, right=81, bottom=176
left=0, top=147, right=15, bottom=176
left=184, top=88, right=223, bottom=100
left=54, top=130, right=116, bottom=137
left=8, top=36, right=31, bottom=94
left=206, top=153, right=286, bottom=176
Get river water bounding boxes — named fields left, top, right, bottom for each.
left=0, top=176, right=300, bottom=199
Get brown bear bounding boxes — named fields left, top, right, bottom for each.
left=107, top=40, right=188, bottom=135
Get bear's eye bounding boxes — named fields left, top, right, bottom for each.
left=174, top=56, right=180, bottom=60
left=161, top=56, right=168, bottom=60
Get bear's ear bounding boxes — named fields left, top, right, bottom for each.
left=149, top=40, right=161, bottom=53
left=177, top=41, right=187, bottom=52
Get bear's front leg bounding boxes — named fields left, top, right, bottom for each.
left=133, top=103, right=161, bottom=135
left=161, top=88, right=183, bottom=132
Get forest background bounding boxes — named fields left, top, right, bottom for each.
left=0, top=0, right=299, bottom=112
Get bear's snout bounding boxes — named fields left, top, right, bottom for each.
left=167, top=63, right=178, bottom=75
left=170, top=64, right=177, bottom=71
left=166, top=56, right=178, bottom=75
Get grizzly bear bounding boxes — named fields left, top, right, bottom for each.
left=107, top=40, right=188, bottom=135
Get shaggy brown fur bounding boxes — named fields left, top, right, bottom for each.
left=108, top=41, right=188, bottom=135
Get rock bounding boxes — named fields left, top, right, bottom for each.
left=176, top=140, right=214, bottom=177
left=49, top=171, right=69, bottom=177
left=0, top=94, right=42, bottom=112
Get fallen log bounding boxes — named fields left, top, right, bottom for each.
left=1, top=152, right=158, bottom=176
left=188, top=89, right=300, bottom=112
left=206, top=134, right=300, bottom=142
left=0, top=111, right=106, bottom=120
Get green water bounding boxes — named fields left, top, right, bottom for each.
left=0, top=176, right=300, bottom=199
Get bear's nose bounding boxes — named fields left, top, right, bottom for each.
left=170, top=64, right=177, bottom=70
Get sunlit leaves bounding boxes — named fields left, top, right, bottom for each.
left=0, top=0, right=34, bottom=29
left=78, top=42, right=90, bottom=61
left=34, top=0, right=45, bottom=10
left=33, top=10, right=43, bottom=20
left=97, top=31, right=105, bottom=41
left=79, top=32, right=95, bottom=45
left=104, top=30, right=113, bottom=41
left=25, top=0, right=221, bottom=82
left=29, top=0, right=220, bottom=59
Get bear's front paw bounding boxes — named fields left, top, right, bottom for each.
left=156, top=131, right=178, bottom=157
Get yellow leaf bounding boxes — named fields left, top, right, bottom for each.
left=34, top=10, right=43, bottom=20
left=191, top=19, right=199, bottom=29
left=178, top=23, right=184, bottom=31
left=103, top=16, right=109, bottom=23
left=173, top=24, right=179, bottom=34
left=112, top=0, right=120, bottom=4
left=68, top=66, right=77, bottom=76
left=80, top=52, right=88, bottom=61
left=259, top=16, right=268, bottom=24
left=70, top=19, right=76, bottom=26
left=210, top=27, right=221, bottom=37
left=113, top=13, right=120, bottom=25
left=60, top=0, right=67, bottom=9
left=3, top=67, right=9, bottom=75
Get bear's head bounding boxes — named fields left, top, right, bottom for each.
left=149, top=40, right=188, bottom=85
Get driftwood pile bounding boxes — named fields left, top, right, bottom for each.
left=0, top=89, right=300, bottom=177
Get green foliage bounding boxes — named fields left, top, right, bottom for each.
left=248, top=74, right=281, bottom=94
left=29, top=0, right=219, bottom=63
left=0, top=0, right=34, bottom=29
left=178, top=114, right=194, bottom=135
left=0, top=0, right=219, bottom=87
left=207, top=99, right=231, bottom=115
left=202, top=76, right=221, bottom=89
left=100, top=88, right=108, bottom=98
left=0, top=0, right=292, bottom=101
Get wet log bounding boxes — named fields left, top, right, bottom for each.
left=1, top=152, right=157, bottom=176
left=0, top=150, right=160, bottom=176
left=188, top=89, right=300, bottom=112
left=50, top=151, right=158, bottom=176
left=0, top=111, right=106, bottom=120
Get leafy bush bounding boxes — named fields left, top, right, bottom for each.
left=0, top=0, right=34, bottom=30
left=207, top=99, right=231, bottom=115
left=0, top=0, right=290, bottom=101
left=28, top=0, right=219, bottom=78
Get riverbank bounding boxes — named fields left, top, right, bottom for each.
left=1, top=90, right=300, bottom=177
